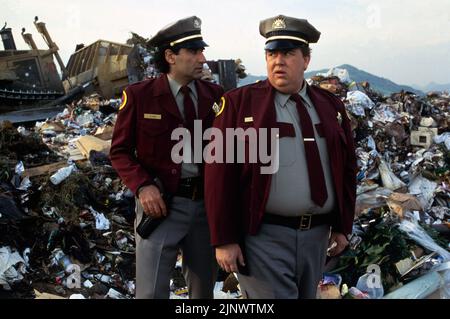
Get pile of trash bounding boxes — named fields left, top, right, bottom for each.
left=0, top=99, right=135, bottom=299
left=0, top=67, right=448, bottom=299
left=0, top=95, right=241, bottom=299
left=310, top=68, right=450, bottom=299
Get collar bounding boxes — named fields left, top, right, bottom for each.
left=298, top=80, right=309, bottom=102
left=167, top=74, right=198, bottom=100
left=275, top=80, right=308, bottom=108
left=275, top=91, right=291, bottom=108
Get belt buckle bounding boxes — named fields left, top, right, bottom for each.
left=299, top=214, right=312, bottom=230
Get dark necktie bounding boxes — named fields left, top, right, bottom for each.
left=180, top=85, right=197, bottom=132
left=290, top=94, right=328, bottom=207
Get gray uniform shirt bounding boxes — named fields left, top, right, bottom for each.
left=167, top=75, right=199, bottom=178
left=265, top=82, right=336, bottom=216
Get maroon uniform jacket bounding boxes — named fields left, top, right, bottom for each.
left=204, top=80, right=357, bottom=246
left=110, top=74, right=224, bottom=195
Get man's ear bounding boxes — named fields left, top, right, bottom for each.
left=165, top=49, right=176, bottom=65
left=304, top=55, right=311, bottom=70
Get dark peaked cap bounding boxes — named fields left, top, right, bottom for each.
left=147, top=16, right=208, bottom=49
left=260, top=15, right=321, bottom=50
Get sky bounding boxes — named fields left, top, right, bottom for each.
left=2, top=0, right=450, bottom=87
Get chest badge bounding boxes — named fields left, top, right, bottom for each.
left=144, top=113, right=162, bottom=120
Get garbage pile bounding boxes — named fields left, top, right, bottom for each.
left=310, top=68, right=450, bottom=299
left=0, top=67, right=448, bottom=299
left=0, top=99, right=136, bottom=299
left=0, top=95, right=241, bottom=299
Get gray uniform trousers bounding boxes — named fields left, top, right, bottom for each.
left=237, top=223, right=330, bottom=299
left=135, top=196, right=217, bottom=299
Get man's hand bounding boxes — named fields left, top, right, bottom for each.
left=138, top=185, right=167, bottom=218
left=216, top=244, right=245, bottom=273
left=328, top=232, right=348, bottom=256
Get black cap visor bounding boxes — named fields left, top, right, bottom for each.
left=264, top=39, right=307, bottom=51
left=176, top=39, right=208, bottom=49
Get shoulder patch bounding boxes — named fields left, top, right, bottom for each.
left=213, top=97, right=226, bottom=117
left=118, top=90, right=128, bottom=111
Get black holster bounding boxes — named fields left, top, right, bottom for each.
left=136, top=178, right=172, bottom=239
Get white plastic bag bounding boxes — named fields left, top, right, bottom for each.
left=408, top=175, right=438, bottom=211
left=434, top=132, right=450, bottom=151
left=319, top=67, right=352, bottom=83
left=0, top=247, right=27, bottom=290
left=398, top=220, right=450, bottom=261
left=347, top=91, right=375, bottom=110
left=378, top=160, right=406, bottom=191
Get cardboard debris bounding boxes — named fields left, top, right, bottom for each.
left=319, top=83, right=339, bottom=94
left=38, top=121, right=66, bottom=133
left=411, top=130, right=435, bottom=149
left=94, top=126, right=114, bottom=141
left=395, top=252, right=437, bottom=277
left=23, top=161, right=68, bottom=178
left=34, top=289, right=65, bottom=299
left=75, top=136, right=111, bottom=159
left=67, top=148, right=86, bottom=162
left=418, top=126, right=439, bottom=136
left=395, top=258, right=415, bottom=276
left=387, top=192, right=424, bottom=218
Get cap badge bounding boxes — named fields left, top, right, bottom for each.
left=272, top=17, right=286, bottom=29
left=193, top=18, right=201, bottom=29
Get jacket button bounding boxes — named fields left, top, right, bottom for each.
left=171, top=169, right=177, bottom=175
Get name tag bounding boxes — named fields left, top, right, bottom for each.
left=244, top=117, right=253, bottom=123
left=144, top=113, right=162, bottom=120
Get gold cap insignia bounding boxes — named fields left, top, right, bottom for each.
left=272, top=17, right=286, bottom=30
left=193, top=18, right=201, bottom=29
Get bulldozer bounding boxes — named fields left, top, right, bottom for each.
left=0, top=17, right=132, bottom=121
left=63, top=40, right=133, bottom=99
left=0, top=17, right=67, bottom=112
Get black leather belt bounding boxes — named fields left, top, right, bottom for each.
left=176, top=177, right=204, bottom=201
left=262, top=213, right=333, bottom=231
